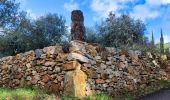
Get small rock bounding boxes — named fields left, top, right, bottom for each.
left=35, top=49, right=43, bottom=59
left=67, top=53, right=89, bottom=63
left=54, top=66, right=61, bottom=73
left=26, top=76, right=32, bottom=81
left=62, top=60, right=81, bottom=71
left=96, top=79, right=105, bottom=84
left=26, top=63, right=31, bottom=68
left=81, top=67, right=98, bottom=79
left=44, top=61, right=56, bottom=67
left=69, top=40, right=86, bottom=53
left=95, top=56, right=101, bottom=60
left=100, top=63, right=107, bottom=69
left=106, top=61, right=112, bottom=65
left=32, top=71, right=37, bottom=75
left=42, top=74, right=50, bottom=83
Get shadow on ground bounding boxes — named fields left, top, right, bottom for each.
left=137, top=89, right=170, bottom=100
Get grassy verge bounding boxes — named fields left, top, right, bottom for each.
left=0, top=80, right=170, bottom=100
left=0, top=87, right=54, bottom=100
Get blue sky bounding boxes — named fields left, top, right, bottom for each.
left=16, top=0, right=170, bottom=43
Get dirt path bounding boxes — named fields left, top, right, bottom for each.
left=137, top=89, right=170, bottom=100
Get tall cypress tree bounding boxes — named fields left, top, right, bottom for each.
left=160, top=29, right=164, bottom=53
left=151, top=31, right=154, bottom=46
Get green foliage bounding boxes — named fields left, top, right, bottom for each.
left=33, top=13, right=67, bottom=47
left=0, top=0, right=19, bottom=28
left=160, top=29, right=164, bottom=53
left=151, top=31, right=155, bottom=47
left=96, top=12, right=146, bottom=47
left=86, top=27, right=102, bottom=43
left=0, top=0, right=67, bottom=57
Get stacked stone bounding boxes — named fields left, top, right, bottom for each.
left=0, top=40, right=170, bottom=97
left=71, top=10, right=86, bottom=41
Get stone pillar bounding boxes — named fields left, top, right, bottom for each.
left=63, top=69, right=87, bottom=98
left=71, top=10, right=86, bottom=41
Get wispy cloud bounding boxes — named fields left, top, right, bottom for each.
left=26, top=9, right=37, bottom=19
left=16, top=0, right=27, bottom=8
left=90, top=0, right=170, bottom=21
left=90, top=0, right=138, bottom=21
left=64, top=0, right=79, bottom=12
left=131, top=4, right=160, bottom=21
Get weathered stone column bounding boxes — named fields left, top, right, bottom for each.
left=71, top=10, right=86, bottom=41
left=63, top=61, right=87, bottom=98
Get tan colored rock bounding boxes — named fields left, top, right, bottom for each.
left=101, top=73, right=109, bottom=80
left=81, top=67, right=98, bottom=79
left=160, top=55, right=167, bottom=61
left=96, top=79, right=105, bottom=84
left=86, top=45, right=97, bottom=57
left=43, top=45, right=62, bottom=55
left=14, top=73, right=23, bottom=79
left=57, top=53, right=68, bottom=61
left=62, top=60, right=81, bottom=71
left=56, top=75, right=62, bottom=82
left=69, top=40, right=86, bottom=53
left=112, top=76, right=118, bottom=82
left=26, top=63, right=32, bottom=68
left=63, top=69, right=87, bottom=98
left=42, top=74, right=50, bottom=83
left=37, top=60, right=45, bottom=65
left=26, top=81, right=32, bottom=86
left=44, top=61, right=56, bottom=67
left=1, top=65, right=8, bottom=70
left=67, top=53, right=89, bottom=63
left=120, top=55, right=125, bottom=62
left=49, top=83, right=60, bottom=93
left=159, top=70, right=168, bottom=80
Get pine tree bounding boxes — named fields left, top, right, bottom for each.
left=160, top=29, right=164, bottom=53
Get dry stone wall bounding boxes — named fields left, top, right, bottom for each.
left=0, top=40, right=170, bottom=97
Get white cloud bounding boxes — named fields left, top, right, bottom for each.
left=146, top=0, right=170, bottom=5
left=26, top=9, right=37, bottom=19
left=130, top=0, right=170, bottom=21
left=91, top=0, right=118, bottom=20
left=16, top=0, right=27, bottom=7
left=90, top=0, right=170, bottom=21
left=131, top=4, right=159, bottom=21
left=64, top=1, right=79, bottom=12
left=90, top=0, right=137, bottom=21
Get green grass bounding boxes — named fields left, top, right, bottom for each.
left=0, top=80, right=170, bottom=100
left=84, top=94, right=112, bottom=100
left=0, top=87, right=54, bottom=100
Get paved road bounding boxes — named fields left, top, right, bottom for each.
left=137, top=89, right=170, bottom=100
